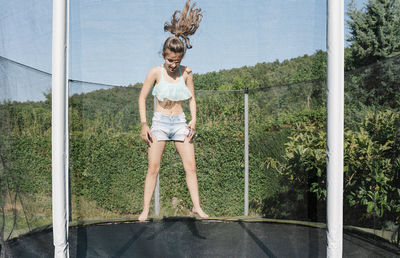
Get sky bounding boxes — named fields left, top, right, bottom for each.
left=0, top=0, right=366, bottom=101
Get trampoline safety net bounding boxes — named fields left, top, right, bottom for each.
left=1, top=1, right=400, bottom=257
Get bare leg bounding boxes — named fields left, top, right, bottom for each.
left=138, top=138, right=166, bottom=222
left=174, top=139, right=209, bottom=219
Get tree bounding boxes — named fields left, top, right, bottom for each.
left=347, top=0, right=400, bottom=67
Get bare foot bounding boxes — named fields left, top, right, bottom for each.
left=138, top=211, right=149, bottom=222
left=192, top=207, right=209, bottom=219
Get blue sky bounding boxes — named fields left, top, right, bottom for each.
left=1, top=0, right=366, bottom=91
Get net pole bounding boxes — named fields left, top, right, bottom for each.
left=51, top=0, right=69, bottom=256
left=155, top=175, right=160, bottom=216
left=326, top=0, right=344, bottom=257
left=244, top=87, right=249, bottom=216
left=65, top=0, right=71, bottom=227
left=153, top=97, right=160, bottom=216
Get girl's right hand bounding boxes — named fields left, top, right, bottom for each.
left=141, top=123, right=153, bottom=144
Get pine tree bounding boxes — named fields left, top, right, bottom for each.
left=347, top=0, right=400, bottom=67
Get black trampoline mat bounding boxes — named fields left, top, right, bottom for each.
left=6, top=218, right=400, bottom=258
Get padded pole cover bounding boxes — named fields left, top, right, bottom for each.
left=326, top=0, right=344, bottom=257
left=52, top=0, right=69, bottom=257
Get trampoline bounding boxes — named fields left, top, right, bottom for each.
left=2, top=1, right=400, bottom=257
left=7, top=218, right=400, bottom=258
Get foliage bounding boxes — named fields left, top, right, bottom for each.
left=348, top=110, right=400, bottom=220
left=267, top=109, right=400, bottom=224
left=0, top=87, right=285, bottom=218
left=344, top=54, right=400, bottom=111
left=346, top=0, right=400, bottom=109
left=347, top=0, right=400, bottom=67
left=193, top=50, right=326, bottom=90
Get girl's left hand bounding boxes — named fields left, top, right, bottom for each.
left=187, top=120, right=196, bottom=140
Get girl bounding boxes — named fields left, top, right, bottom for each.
left=138, top=0, right=208, bottom=222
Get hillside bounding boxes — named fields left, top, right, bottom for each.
left=193, top=50, right=326, bottom=90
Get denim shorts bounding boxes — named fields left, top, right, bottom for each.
left=150, top=112, right=189, bottom=141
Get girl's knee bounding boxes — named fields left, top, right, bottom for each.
left=147, top=164, right=160, bottom=176
left=185, top=165, right=196, bottom=175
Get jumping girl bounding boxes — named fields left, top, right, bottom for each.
left=138, top=0, right=209, bottom=222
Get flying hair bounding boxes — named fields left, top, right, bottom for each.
left=163, top=0, right=203, bottom=50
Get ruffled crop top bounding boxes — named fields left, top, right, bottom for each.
left=151, top=65, right=192, bottom=102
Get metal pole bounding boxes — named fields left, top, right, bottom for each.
left=52, top=0, right=69, bottom=256
left=326, top=0, right=344, bottom=257
left=244, top=87, right=249, bottom=216
left=155, top=174, right=160, bottom=216
left=153, top=97, right=160, bottom=216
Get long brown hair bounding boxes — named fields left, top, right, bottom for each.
left=163, top=0, right=203, bottom=56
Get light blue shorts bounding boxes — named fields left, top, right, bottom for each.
left=150, top=112, right=189, bottom=141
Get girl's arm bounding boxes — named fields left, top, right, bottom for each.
left=185, top=67, right=197, bottom=139
left=138, top=67, right=157, bottom=142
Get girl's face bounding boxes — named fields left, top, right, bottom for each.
left=163, top=49, right=184, bottom=73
